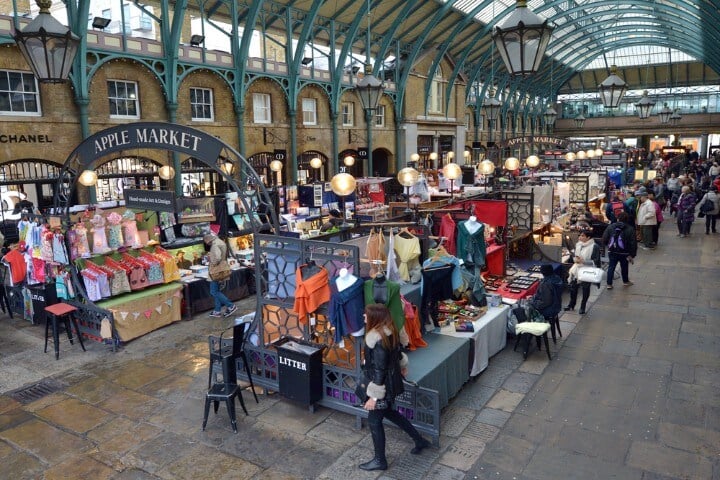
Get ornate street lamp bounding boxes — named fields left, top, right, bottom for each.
left=492, top=0, right=554, bottom=76
left=443, top=163, right=462, bottom=202
left=329, top=173, right=357, bottom=229
left=13, top=0, right=80, bottom=83
left=504, top=157, right=520, bottom=171
left=269, top=160, right=283, bottom=186
left=635, top=90, right=655, bottom=119
left=598, top=65, right=627, bottom=108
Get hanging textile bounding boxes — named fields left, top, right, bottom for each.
left=366, top=228, right=387, bottom=278
left=400, top=295, right=427, bottom=350
left=327, top=276, right=365, bottom=343
left=393, top=232, right=421, bottom=283
left=386, top=230, right=402, bottom=283
left=293, top=264, right=331, bottom=321
left=438, top=214, right=457, bottom=255
left=363, top=279, right=405, bottom=330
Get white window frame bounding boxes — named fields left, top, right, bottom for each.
left=302, top=98, right=317, bottom=125
left=107, top=80, right=140, bottom=119
left=0, top=70, right=41, bottom=116
left=190, top=87, right=214, bottom=121
left=341, top=102, right=354, bottom=126
left=374, top=105, right=385, bottom=127
left=429, top=67, right=444, bottom=114
left=465, top=113, right=471, bottom=130
left=253, top=93, right=272, bottom=124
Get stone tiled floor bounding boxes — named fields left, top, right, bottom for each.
left=0, top=221, right=718, bottom=479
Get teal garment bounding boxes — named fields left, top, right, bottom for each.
left=456, top=221, right=487, bottom=267
left=363, top=279, right=405, bottom=330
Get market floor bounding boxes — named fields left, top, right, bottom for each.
left=0, top=220, right=718, bottom=480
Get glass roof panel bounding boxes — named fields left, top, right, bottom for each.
left=584, top=46, right=697, bottom=70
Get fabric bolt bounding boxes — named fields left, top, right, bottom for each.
left=386, top=230, right=401, bottom=283
left=293, top=265, right=331, bottom=321
left=327, top=276, right=365, bottom=343
left=393, top=234, right=421, bottom=282
left=438, top=214, right=457, bottom=255
left=363, top=279, right=405, bottom=331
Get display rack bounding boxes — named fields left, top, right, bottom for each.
left=237, top=234, right=442, bottom=442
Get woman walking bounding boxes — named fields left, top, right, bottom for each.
left=359, top=304, right=430, bottom=471
left=676, top=186, right=697, bottom=237
left=697, top=185, right=719, bottom=234
left=565, top=230, right=601, bottom=315
left=203, top=233, right=237, bottom=317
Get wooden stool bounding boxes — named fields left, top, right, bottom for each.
left=44, top=303, right=86, bottom=360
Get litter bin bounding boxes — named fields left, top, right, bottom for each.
left=274, top=337, right=325, bottom=406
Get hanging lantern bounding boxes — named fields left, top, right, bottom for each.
left=669, top=109, right=682, bottom=126
left=658, top=103, right=672, bottom=124
left=343, top=155, right=355, bottom=167
left=576, top=150, right=587, bottom=160
left=330, top=172, right=357, bottom=196
left=594, top=148, right=604, bottom=158
left=443, top=162, right=462, bottom=180
left=492, top=0, right=554, bottom=76
left=482, top=88, right=503, bottom=121
left=543, top=104, right=557, bottom=127
left=13, top=0, right=80, bottom=83
left=355, top=64, right=384, bottom=112
left=574, top=113, right=586, bottom=129
left=635, top=90, right=655, bottom=119
left=158, top=165, right=175, bottom=180
left=598, top=65, right=627, bottom=108
left=78, top=170, right=98, bottom=187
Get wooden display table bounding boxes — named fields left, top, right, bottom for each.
left=95, top=283, right=183, bottom=342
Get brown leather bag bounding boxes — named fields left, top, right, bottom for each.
left=208, top=260, right=231, bottom=281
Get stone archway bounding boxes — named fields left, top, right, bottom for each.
left=53, top=122, right=279, bottom=234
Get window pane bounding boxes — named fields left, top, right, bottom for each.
left=107, top=81, right=116, bottom=97
left=0, top=73, right=8, bottom=91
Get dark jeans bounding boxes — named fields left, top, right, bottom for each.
left=678, top=219, right=692, bottom=235
left=567, top=280, right=591, bottom=310
left=652, top=222, right=661, bottom=244
left=705, top=214, right=717, bottom=233
left=641, top=225, right=654, bottom=247
left=607, top=253, right=630, bottom=285
left=367, top=403, right=424, bottom=462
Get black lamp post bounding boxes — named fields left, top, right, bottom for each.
left=13, top=0, right=80, bottom=83
left=355, top=64, right=384, bottom=176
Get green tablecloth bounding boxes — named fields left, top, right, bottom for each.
left=405, top=333, right=471, bottom=408
left=95, top=282, right=182, bottom=308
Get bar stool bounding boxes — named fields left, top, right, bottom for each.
left=44, top=302, right=86, bottom=360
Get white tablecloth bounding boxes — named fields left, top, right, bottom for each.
left=438, top=305, right=509, bottom=376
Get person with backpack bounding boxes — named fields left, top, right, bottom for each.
left=564, top=230, right=601, bottom=315
left=697, top=185, right=719, bottom=234
left=604, top=192, right=625, bottom=223
left=529, top=264, right=563, bottom=321
left=602, top=211, right=637, bottom=289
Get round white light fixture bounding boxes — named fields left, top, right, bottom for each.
left=78, top=170, right=98, bottom=187
left=410, top=153, right=420, bottom=163
left=343, top=155, right=355, bottom=167
left=310, top=157, right=322, bottom=169
left=443, top=162, right=462, bottom=180
left=565, top=152, right=576, bottom=161
left=504, top=157, right=520, bottom=170
left=594, top=148, right=604, bottom=157
left=526, top=155, right=540, bottom=168
left=479, top=159, right=496, bottom=175
left=329, top=172, right=356, bottom=196
left=397, top=167, right=420, bottom=187
left=576, top=150, right=587, bottom=160
left=158, top=165, right=175, bottom=180
left=586, top=149, right=596, bottom=158
left=429, top=152, right=438, bottom=162
left=269, top=160, right=283, bottom=172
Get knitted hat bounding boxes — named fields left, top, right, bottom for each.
left=540, top=264, right=554, bottom=276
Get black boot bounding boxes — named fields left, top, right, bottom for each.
left=411, top=437, right=431, bottom=454
left=360, top=413, right=388, bottom=471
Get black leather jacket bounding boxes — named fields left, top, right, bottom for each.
left=362, top=332, right=404, bottom=400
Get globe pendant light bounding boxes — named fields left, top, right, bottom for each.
left=492, top=0, right=554, bottom=76
left=158, top=165, right=175, bottom=180
left=598, top=65, right=627, bottom=108
left=635, top=90, right=655, bottom=119
left=479, top=159, right=496, bottom=175
left=504, top=157, right=520, bottom=171
left=526, top=155, right=540, bottom=168
left=565, top=152, right=576, bottom=161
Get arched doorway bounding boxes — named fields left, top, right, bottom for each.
left=95, top=156, right=162, bottom=201
left=297, top=151, right=329, bottom=184
left=339, top=149, right=363, bottom=178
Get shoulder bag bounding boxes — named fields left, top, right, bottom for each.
left=577, top=265, right=606, bottom=284
left=208, top=241, right=232, bottom=281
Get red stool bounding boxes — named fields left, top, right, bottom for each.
left=44, top=303, right=86, bottom=360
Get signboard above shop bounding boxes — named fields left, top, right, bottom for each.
left=124, top=188, right=176, bottom=213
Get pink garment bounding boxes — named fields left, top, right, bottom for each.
left=654, top=201, right=664, bottom=222
left=438, top=214, right=457, bottom=255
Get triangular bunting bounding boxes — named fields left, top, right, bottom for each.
left=132, top=312, right=140, bottom=320
left=173, top=290, right=182, bottom=298
left=165, top=298, right=173, bottom=307
left=120, top=311, right=129, bottom=321
left=143, top=309, right=152, bottom=319
left=155, top=305, right=163, bottom=314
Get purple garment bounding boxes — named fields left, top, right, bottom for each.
left=678, top=193, right=697, bottom=222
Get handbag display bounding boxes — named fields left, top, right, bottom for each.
left=577, top=266, right=606, bottom=284
left=209, top=260, right=231, bottom=281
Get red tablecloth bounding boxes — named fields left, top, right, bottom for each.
left=496, top=279, right=539, bottom=300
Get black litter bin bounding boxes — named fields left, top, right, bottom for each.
left=274, top=337, right=325, bottom=406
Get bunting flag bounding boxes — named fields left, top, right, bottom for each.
left=155, top=305, right=163, bottom=314
left=120, top=311, right=129, bottom=321
left=165, top=299, right=173, bottom=307
left=143, top=309, right=153, bottom=319
left=132, top=312, right=140, bottom=321
left=173, top=290, right=182, bottom=298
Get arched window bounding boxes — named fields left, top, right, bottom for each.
left=95, top=157, right=161, bottom=201
left=429, top=66, right=444, bottom=114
